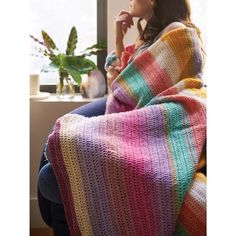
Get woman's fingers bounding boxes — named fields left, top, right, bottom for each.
left=106, top=69, right=119, bottom=86
left=107, top=72, right=114, bottom=86
left=115, top=11, right=134, bottom=29
left=116, top=16, right=132, bottom=29
left=118, top=10, right=130, bottom=16
left=114, top=10, right=134, bottom=39
left=119, top=14, right=134, bottom=27
left=107, top=66, right=119, bottom=75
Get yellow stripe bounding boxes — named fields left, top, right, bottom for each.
left=60, top=115, right=94, bottom=235
left=186, top=88, right=207, bottom=98
left=195, top=172, right=207, bottom=184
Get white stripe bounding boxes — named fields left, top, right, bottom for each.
left=189, top=177, right=206, bottom=207
left=148, top=40, right=180, bottom=84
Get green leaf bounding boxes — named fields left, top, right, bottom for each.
left=50, top=55, right=97, bottom=85
left=66, top=26, right=78, bottom=55
left=80, top=50, right=104, bottom=57
left=41, top=30, right=57, bottom=50
left=41, top=63, right=59, bottom=73
left=79, top=40, right=107, bottom=57
left=65, top=66, right=82, bottom=85
left=61, top=55, right=97, bottom=74
left=76, top=58, right=97, bottom=74
left=51, top=54, right=65, bottom=67
left=83, top=40, right=107, bottom=51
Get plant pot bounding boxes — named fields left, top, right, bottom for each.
left=56, top=76, right=75, bottom=99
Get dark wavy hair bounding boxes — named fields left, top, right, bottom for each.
left=137, top=0, right=203, bottom=45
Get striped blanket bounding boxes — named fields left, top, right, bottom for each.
left=48, top=27, right=206, bottom=236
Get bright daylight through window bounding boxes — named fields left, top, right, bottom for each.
left=30, top=0, right=206, bottom=85
left=30, top=0, right=97, bottom=85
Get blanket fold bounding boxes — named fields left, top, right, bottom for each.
left=48, top=27, right=206, bottom=236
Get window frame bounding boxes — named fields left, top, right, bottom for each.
left=40, top=0, right=107, bottom=94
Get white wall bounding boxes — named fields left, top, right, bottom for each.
left=107, top=0, right=139, bottom=53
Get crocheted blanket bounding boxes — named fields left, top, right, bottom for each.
left=48, top=27, right=206, bottom=236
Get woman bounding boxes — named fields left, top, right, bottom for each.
left=38, top=0, right=206, bottom=235
left=106, top=0, right=203, bottom=87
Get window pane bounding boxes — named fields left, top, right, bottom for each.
left=189, top=0, right=207, bottom=82
left=30, top=0, right=97, bottom=84
left=190, top=0, right=206, bottom=45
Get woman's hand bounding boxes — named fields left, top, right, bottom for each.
left=114, top=11, right=134, bottom=59
left=106, top=66, right=120, bottom=87
left=114, top=11, right=134, bottom=40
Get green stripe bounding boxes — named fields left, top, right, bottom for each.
left=181, top=108, right=198, bottom=167
left=120, top=64, right=154, bottom=107
left=163, top=102, right=195, bottom=209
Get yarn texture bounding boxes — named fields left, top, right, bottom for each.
left=48, top=27, right=206, bottom=236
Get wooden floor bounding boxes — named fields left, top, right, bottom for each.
left=30, top=228, right=54, bottom=236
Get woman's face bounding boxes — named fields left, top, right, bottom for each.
left=129, top=0, right=155, bottom=20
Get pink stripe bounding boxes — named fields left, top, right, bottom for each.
left=123, top=113, right=146, bottom=234
left=122, top=111, right=156, bottom=234
left=134, top=51, right=173, bottom=94
left=137, top=110, right=162, bottom=233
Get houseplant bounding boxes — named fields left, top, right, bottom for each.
left=30, top=26, right=106, bottom=98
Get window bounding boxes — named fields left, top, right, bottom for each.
left=190, top=0, right=207, bottom=82
left=30, top=0, right=107, bottom=90
left=190, top=0, right=207, bottom=45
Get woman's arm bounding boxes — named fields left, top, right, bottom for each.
left=104, top=11, right=135, bottom=88
left=114, top=10, right=134, bottom=59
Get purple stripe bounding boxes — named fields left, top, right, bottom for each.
left=149, top=105, right=176, bottom=234
left=112, top=81, right=137, bottom=108
left=71, top=119, right=114, bottom=234
left=103, top=117, right=127, bottom=234
left=188, top=29, right=203, bottom=78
